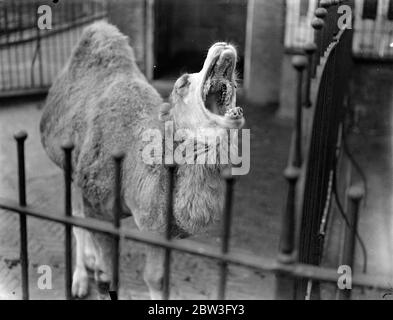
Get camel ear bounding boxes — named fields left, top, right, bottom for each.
left=159, top=102, right=172, bottom=121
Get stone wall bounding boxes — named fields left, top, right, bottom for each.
left=107, top=0, right=147, bottom=74
left=106, top=0, right=297, bottom=110
left=244, top=0, right=286, bottom=108
left=351, top=62, right=393, bottom=135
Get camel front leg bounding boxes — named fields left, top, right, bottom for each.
left=71, top=186, right=93, bottom=298
left=90, top=232, right=115, bottom=299
left=72, top=227, right=90, bottom=298
left=143, top=245, right=167, bottom=300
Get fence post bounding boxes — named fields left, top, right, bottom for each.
left=292, top=55, right=308, bottom=167
left=276, top=54, right=308, bottom=299
left=33, top=19, right=44, bottom=88
left=320, top=0, right=335, bottom=49
left=14, top=131, right=29, bottom=300
left=315, top=7, right=328, bottom=55
left=111, top=151, right=125, bottom=299
left=275, top=166, right=300, bottom=300
left=162, top=164, right=175, bottom=300
left=311, top=17, right=325, bottom=74
left=217, top=167, right=235, bottom=300
left=304, top=43, right=317, bottom=107
left=339, top=184, right=364, bottom=300
left=62, top=141, right=74, bottom=300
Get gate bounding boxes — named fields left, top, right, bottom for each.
left=0, top=0, right=392, bottom=300
left=0, top=0, right=107, bottom=97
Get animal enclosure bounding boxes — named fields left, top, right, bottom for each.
left=0, top=0, right=392, bottom=300
left=0, top=0, right=107, bottom=96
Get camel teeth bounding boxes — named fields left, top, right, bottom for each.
left=224, top=106, right=243, bottom=119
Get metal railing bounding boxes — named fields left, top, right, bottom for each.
left=278, top=0, right=383, bottom=300
left=292, top=15, right=354, bottom=299
left=1, top=0, right=393, bottom=300
left=0, top=0, right=107, bottom=96
left=1, top=127, right=392, bottom=300
left=285, top=0, right=393, bottom=60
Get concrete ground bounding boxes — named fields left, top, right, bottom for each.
left=0, top=96, right=292, bottom=300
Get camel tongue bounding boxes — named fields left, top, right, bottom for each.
left=206, top=92, right=223, bottom=115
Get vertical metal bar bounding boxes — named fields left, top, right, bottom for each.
left=30, top=4, right=38, bottom=88
left=60, top=3, right=68, bottom=72
left=304, top=43, right=317, bottom=106
left=14, top=131, right=29, bottom=300
left=217, top=168, right=234, bottom=300
left=111, top=151, right=124, bottom=298
left=44, top=1, right=52, bottom=88
left=311, top=17, right=324, bottom=75
left=162, top=164, right=175, bottom=300
left=0, top=2, right=6, bottom=91
left=339, top=184, right=364, bottom=300
left=330, top=0, right=340, bottom=38
left=13, top=1, right=21, bottom=89
left=19, top=1, right=26, bottom=89
left=24, top=2, right=32, bottom=89
left=4, top=5, right=13, bottom=90
left=315, top=7, right=328, bottom=54
left=320, top=0, right=332, bottom=50
left=279, top=167, right=300, bottom=256
left=36, top=18, right=43, bottom=87
left=292, top=55, right=308, bottom=167
left=62, top=141, right=74, bottom=300
left=276, top=55, right=307, bottom=299
left=275, top=166, right=300, bottom=300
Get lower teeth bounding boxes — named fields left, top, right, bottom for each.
left=225, top=107, right=243, bottom=119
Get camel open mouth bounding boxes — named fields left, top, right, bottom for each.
left=201, top=47, right=243, bottom=123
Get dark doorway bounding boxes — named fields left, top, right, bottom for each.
left=154, top=0, right=248, bottom=81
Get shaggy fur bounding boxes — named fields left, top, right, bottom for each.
left=40, top=22, right=224, bottom=235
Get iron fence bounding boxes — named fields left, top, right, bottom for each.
left=0, top=0, right=107, bottom=96
left=0, top=0, right=393, bottom=300
left=294, top=13, right=353, bottom=299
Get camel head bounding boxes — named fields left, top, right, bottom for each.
left=161, top=43, right=245, bottom=130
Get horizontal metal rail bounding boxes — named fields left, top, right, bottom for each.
left=0, top=13, right=108, bottom=49
left=0, top=197, right=392, bottom=291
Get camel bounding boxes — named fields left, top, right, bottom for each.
left=40, top=21, right=245, bottom=299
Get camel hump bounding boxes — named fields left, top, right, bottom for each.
left=69, top=21, right=137, bottom=74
